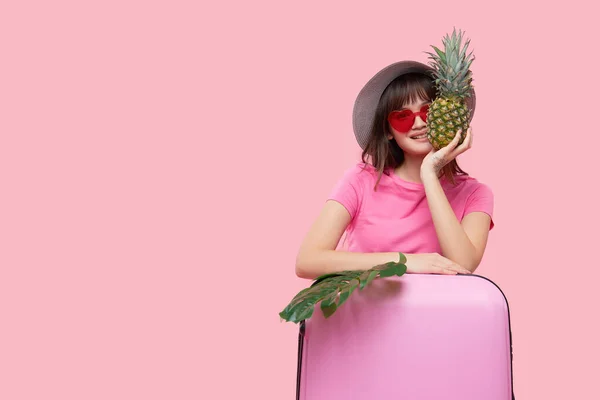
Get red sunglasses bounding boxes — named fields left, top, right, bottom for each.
left=387, top=104, right=430, bottom=133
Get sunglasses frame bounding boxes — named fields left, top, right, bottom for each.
left=387, top=104, right=430, bottom=133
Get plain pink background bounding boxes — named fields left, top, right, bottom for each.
left=1, top=1, right=599, bottom=399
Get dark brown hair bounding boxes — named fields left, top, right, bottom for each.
left=360, top=72, right=467, bottom=189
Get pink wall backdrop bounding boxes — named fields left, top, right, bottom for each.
left=1, top=1, right=598, bottom=399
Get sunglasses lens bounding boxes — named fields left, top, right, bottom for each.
left=388, top=111, right=414, bottom=133
left=420, top=105, right=430, bottom=122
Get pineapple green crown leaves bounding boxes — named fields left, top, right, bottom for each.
left=425, top=28, right=475, bottom=100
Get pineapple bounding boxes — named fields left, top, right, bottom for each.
left=426, top=28, right=475, bottom=150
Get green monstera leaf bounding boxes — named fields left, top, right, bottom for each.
left=279, top=255, right=407, bottom=324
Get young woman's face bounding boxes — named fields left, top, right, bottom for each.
left=387, top=97, right=432, bottom=156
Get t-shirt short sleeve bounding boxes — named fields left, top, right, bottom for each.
left=327, top=164, right=366, bottom=219
left=464, top=183, right=495, bottom=229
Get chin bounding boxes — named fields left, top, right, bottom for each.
left=399, top=140, right=432, bottom=156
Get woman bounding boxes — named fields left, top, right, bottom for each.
left=295, top=60, right=494, bottom=280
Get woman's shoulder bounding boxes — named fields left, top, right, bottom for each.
left=338, top=162, right=379, bottom=184
left=450, top=174, right=494, bottom=198
left=328, top=162, right=380, bottom=217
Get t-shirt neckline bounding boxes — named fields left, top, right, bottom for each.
left=384, top=167, right=465, bottom=190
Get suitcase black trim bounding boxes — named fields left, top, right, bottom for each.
left=468, top=274, right=516, bottom=400
left=295, top=274, right=515, bottom=400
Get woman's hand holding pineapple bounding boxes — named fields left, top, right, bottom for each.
left=421, top=127, right=473, bottom=179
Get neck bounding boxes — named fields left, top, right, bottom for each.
left=394, top=154, right=426, bottom=184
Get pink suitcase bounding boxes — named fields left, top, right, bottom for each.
left=296, top=273, right=515, bottom=399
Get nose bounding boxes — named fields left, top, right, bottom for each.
left=413, top=115, right=426, bottom=129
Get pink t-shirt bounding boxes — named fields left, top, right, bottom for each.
left=328, top=162, right=494, bottom=254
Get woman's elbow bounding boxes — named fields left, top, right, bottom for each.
left=464, top=254, right=484, bottom=273
left=295, top=251, right=318, bottom=279
left=295, top=266, right=311, bottom=279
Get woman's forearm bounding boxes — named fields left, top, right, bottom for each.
left=295, top=249, right=401, bottom=280
left=421, top=172, right=478, bottom=271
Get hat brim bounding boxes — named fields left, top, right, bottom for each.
left=352, top=60, right=476, bottom=150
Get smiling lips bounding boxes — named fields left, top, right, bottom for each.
left=410, top=131, right=428, bottom=140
